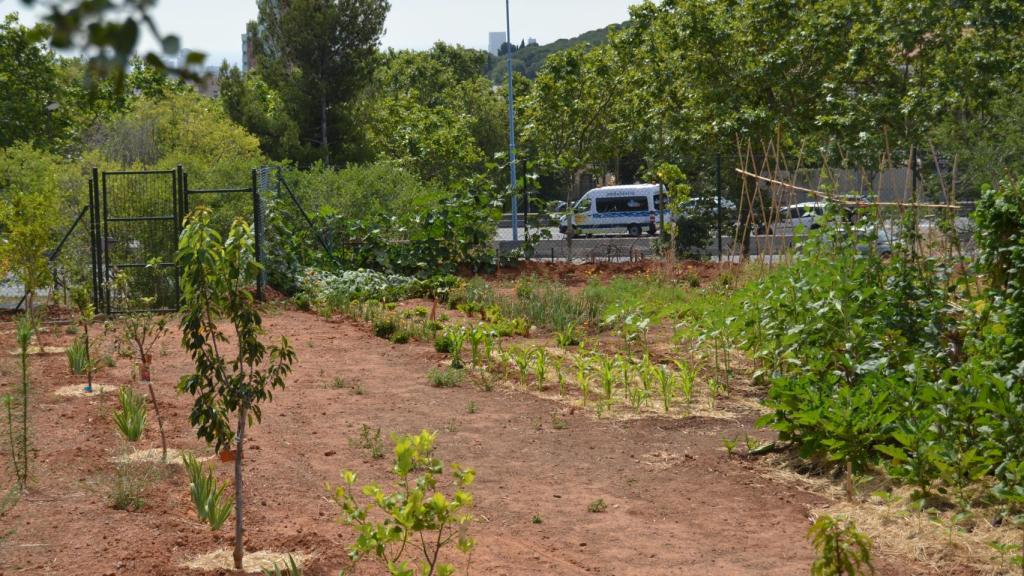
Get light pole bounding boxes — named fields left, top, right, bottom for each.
left=506, top=0, right=518, bottom=242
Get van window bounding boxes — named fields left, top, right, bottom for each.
left=596, top=196, right=649, bottom=213
left=653, top=193, right=667, bottom=210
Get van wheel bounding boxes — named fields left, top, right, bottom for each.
left=627, top=225, right=642, bottom=237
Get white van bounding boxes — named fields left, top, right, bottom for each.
left=558, top=184, right=667, bottom=237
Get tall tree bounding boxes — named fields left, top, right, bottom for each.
left=260, top=0, right=390, bottom=165
left=0, top=15, right=62, bottom=149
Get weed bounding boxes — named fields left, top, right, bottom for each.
left=330, top=376, right=348, bottom=389
left=113, top=387, right=148, bottom=443
left=588, top=498, right=608, bottom=513
left=551, top=415, right=568, bottom=430
left=372, top=316, right=398, bottom=340
left=109, top=454, right=159, bottom=512
left=183, top=452, right=233, bottom=529
left=808, top=515, right=873, bottom=576
left=445, top=418, right=459, bottom=433
left=349, top=425, right=385, bottom=459
left=744, top=434, right=764, bottom=454
left=532, top=514, right=543, bottom=524
left=434, top=332, right=453, bottom=353
left=429, top=367, right=464, bottom=388
left=388, top=329, right=411, bottom=344
left=722, top=436, right=739, bottom=456
left=467, top=401, right=477, bottom=414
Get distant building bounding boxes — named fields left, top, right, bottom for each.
left=488, top=31, right=506, bottom=55
left=527, top=37, right=538, bottom=46
left=194, top=66, right=222, bottom=98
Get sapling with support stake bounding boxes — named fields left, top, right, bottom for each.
left=70, top=288, right=96, bottom=394
left=116, top=285, right=170, bottom=462
left=177, top=208, right=296, bottom=570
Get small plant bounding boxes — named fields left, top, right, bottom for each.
left=66, top=337, right=89, bottom=375
left=467, top=401, right=477, bottom=414
left=551, top=414, right=568, bottom=430
left=532, top=514, right=543, bottom=524
left=722, top=436, right=739, bottom=456
left=429, top=367, right=464, bottom=388
left=808, top=515, right=874, bottom=576
left=434, top=332, right=453, bottom=353
left=351, top=382, right=366, bottom=395
left=596, top=354, right=618, bottom=401
left=330, top=376, right=348, bottom=389
left=113, top=387, right=148, bottom=443
left=372, top=316, right=399, bottom=340
left=7, top=315, right=34, bottom=489
left=555, top=324, right=581, bottom=347
left=70, top=289, right=97, bottom=393
left=349, top=424, right=385, bottom=459
left=331, top=431, right=476, bottom=575
left=389, top=329, right=411, bottom=344
left=674, top=360, right=695, bottom=405
left=554, top=357, right=567, bottom=396
left=183, top=452, right=234, bottom=530
left=574, top=354, right=592, bottom=406
left=262, top=555, right=303, bottom=576
left=445, top=418, right=459, bottom=433
left=656, top=365, right=674, bottom=412
left=533, top=347, right=549, bottom=389
left=588, top=498, right=608, bottom=513
left=511, top=346, right=532, bottom=387
left=110, top=456, right=158, bottom=511
left=445, top=326, right=468, bottom=369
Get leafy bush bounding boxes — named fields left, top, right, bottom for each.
left=330, top=430, right=475, bottom=575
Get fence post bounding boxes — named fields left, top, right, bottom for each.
left=716, top=153, right=723, bottom=263
left=252, top=169, right=265, bottom=302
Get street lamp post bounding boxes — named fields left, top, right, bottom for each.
left=506, top=0, right=518, bottom=242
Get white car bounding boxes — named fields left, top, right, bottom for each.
left=759, top=202, right=827, bottom=235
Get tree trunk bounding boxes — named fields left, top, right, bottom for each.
left=320, top=90, right=329, bottom=166
left=565, top=172, right=574, bottom=262
left=233, top=404, right=247, bottom=570
left=146, top=381, right=168, bottom=463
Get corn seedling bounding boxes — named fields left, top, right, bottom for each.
left=707, top=378, right=722, bottom=410
left=627, top=385, right=649, bottom=411
left=113, top=387, right=148, bottom=443
left=331, top=430, right=475, bottom=576
left=656, top=365, right=674, bottom=412
left=467, top=401, right=477, bottom=414
left=511, top=346, right=531, bottom=387
left=722, top=436, right=739, bottom=456
left=182, top=452, right=234, bottom=530
left=446, top=326, right=467, bottom=369
left=554, top=357, right=567, bottom=396
left=596, top=354, right=618, bottom=401
left=574, top=354, right=592, bottom=406
left=533, top=347, right=549, bottom=388
left=674, top=360, right=695, bottom=405
left=468, top=326, right=487, bottom=368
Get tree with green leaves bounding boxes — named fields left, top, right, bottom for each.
left=259, top=0, right=390, bottom=165
left=177, top=208, right=295, bottom=570
left=0, top=14, right=64, bottom=149
left=218, top=63, right=301, bottom=162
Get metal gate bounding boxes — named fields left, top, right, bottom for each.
left=90, top=167, right=183, bottom=314
left=89, top=166, right=265, bottom=315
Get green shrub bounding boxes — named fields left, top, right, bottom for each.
left=429, top=367, right=464, bottom=388
left=808, top=515, right=873, bottom=576
left=372, top=316, right=398, bottom=340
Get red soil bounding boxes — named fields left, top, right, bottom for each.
left=0, top=309, right=950, bottom=575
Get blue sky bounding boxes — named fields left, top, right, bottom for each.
left=0, top=0, right=638, bottom=66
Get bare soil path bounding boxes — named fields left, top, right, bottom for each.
left=0, top=310, right=936, bottom=575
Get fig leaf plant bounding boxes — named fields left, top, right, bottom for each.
left=177, top=208, right=296, bottom=570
